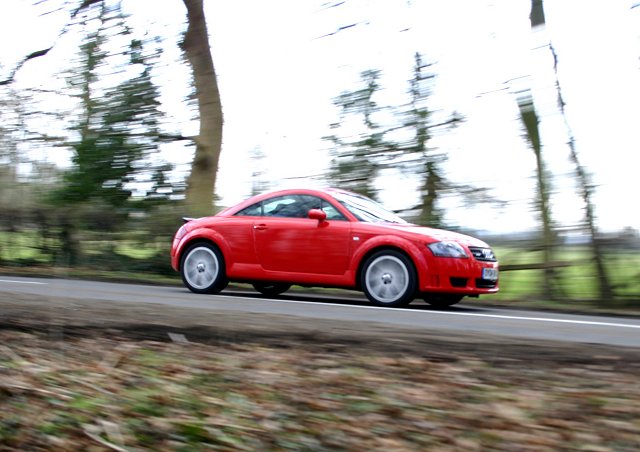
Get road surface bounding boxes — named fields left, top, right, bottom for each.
left=1, top=276, right=639, bottom=347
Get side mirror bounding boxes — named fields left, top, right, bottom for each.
left=307, top=209, right=327, bottom=222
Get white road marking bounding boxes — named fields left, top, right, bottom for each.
left=428, top=311, right=640, bottom=330
left=0, top=279, right=47, bottom=285
left=219, top=294, right=640, bottom=330
left=2, top=280, right=637, bottom=332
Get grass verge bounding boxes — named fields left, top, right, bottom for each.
left=1, top=328, right=639, bottom=451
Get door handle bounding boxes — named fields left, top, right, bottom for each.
left=253, top=224, right=267, bottom=230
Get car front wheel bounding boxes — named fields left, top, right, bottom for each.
left=361, top=250, right=416, bottom=307
left=180, top=243, right=228, bottom=294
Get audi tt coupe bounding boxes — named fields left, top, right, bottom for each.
left=171, top=188, right=499, bottom=307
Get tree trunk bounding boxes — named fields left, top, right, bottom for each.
left=530, top=0, right=613, bottom=303
left=419, top=160, right=441, bottom=227
left=532, top=134, right=557, bottom=301
left=524, top=0, right=559, bottom=300
left=517, top=97, right=559, bottom=300
left=182, top=0, right=223, bottom=217
left=548, top=44, right=614, bottom=303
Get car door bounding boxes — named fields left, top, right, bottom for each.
left=253, top=194, right=351, bottom=275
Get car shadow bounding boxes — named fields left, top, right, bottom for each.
left=222, top=288, right=490, bottom=314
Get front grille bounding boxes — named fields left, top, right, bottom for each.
left=469, top=246, right=497, bottom=262
left=450, top=277, right=468, bottom=288
left=476, top=278, right=497, bottom=288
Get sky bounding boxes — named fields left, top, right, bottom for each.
left=1, top=0, right=639, bottom=234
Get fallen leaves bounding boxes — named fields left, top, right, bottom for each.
left=0, top=330, right=639, bottom=450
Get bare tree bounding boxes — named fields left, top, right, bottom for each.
left=517, top=93, right=559, bottom=300
left=542, top=6, right=614, bottom=303
left=527, top=0, right=614, bottom=303
left=3, top=0, right=224, bottom=218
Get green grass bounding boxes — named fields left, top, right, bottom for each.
left=0, top=231, right=51, bottom=263
left=487, top=246, right=640, bottom=302
left=0, top=228, right=174, bottom=277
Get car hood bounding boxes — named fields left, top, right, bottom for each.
left=370, top=223, right=491, bottom=247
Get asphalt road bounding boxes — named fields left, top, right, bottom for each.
left=1, top=276, right=640, bottom=348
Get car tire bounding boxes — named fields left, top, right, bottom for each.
left=180, top=242, right=228, bottom=294
left=424, top=294, right=463, bottom=308
left=361, top=250, right=416, bottom=307
left=252, top=282, right=291, bottom=297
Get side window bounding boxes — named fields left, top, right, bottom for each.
left=263, top=195, right=306, bottom=218
left=237, top=194, right=348, bottom=220
left=235, top=202, right=262, bottom=216
left=319, top=199, right=346, bottom=221
left=298, top=195, right=346, bottom=221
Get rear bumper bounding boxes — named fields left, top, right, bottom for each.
left=170, top=238, right=180, bottom=272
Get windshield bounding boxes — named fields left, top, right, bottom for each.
left=332, top=191, right=407, bottom=224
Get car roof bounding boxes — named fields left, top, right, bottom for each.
left=247, top=187, right=357, bottom=201
left=216, top=187, right=359, bottom=216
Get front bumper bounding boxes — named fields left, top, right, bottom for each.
left=419, top=254, right=499, bottom=295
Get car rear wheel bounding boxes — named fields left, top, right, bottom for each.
left=424, top=294, right=463, bottom=308
left=361, top=250, right=416, bottom=307
left=252, top=282, right=291, bottom=296
left=181, top=243, right=228, bottom=294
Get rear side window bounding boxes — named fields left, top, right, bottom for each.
left=235, top=202, right=262, bottom=216
left=263, top=195, right=303, bottom=217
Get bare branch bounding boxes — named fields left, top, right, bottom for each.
left=0, top=0, right=104, bottom=85
left=70, top=0, right=103, bottom=19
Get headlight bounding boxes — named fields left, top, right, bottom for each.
left=427, top=241, right=468, bottom=258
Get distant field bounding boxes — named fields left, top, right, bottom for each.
left=0, top=230, right=167, bottom=265
left=1, top=231, right=638, bottom=303
left=487, top=246, right=640, bottom=302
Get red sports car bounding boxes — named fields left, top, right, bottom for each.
left=171, top=188, right=499, bottom=307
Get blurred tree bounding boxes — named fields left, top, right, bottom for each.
left=324, top=69, right=388, bottom=199
left=390, top=53, right=494, bottom=228
left=249, top=146, right=270, bottom=196
left=529, top=0, right=546, bottom=27
left=395, top=53, right=453, bottom=227
left=0, top=0, right=103, bottom=86
left=517, top=93, right=559, bottom=300
left=516, top=0, right=562, bottom=300
left=402, top=53, right=442, bottom=226
left=325, top=58, right=496, bottom=226
left=2, top=0, right=223, bottom=218
left=532, top=0, right=614, bottom=302
left=0, top=85, right=21, bottom=202
left=52, top=3, right=173, bottom=212
left=0, top=85, right=23, bottom=250
left=181, top=0, right=223, bottom=217
left=520, top=0, right=614, bottom=302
